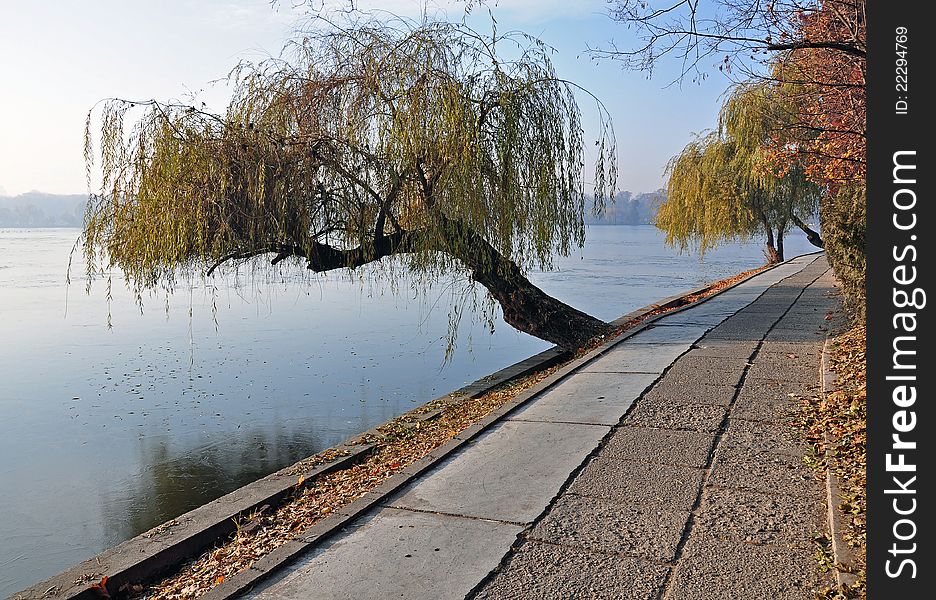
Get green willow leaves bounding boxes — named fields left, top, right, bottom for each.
left=82, top=16, right=616, bottom=305
left=656, top=81, right=821, bottom=262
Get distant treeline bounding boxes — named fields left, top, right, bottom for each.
left=0, top=192, right=87, bottom=227
left=585, top=190, right=665, bottom=225
left=0, top=189, right=665, bottom=228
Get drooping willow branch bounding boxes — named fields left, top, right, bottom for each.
left=81, top=13, right=617, bottom=349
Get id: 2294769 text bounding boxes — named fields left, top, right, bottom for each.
left=895, top=26, right=909, bottom=114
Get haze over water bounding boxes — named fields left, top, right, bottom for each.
left=0, top=225, right=816, bottom=595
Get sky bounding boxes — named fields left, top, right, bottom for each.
left=0, top=0, right=734, bottom=197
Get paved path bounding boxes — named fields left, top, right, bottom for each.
left=245, top=254, right=839, bottom=599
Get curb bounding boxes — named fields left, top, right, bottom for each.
left=820, top=335, right=859, bottom=588
left=14, top=253, right=814, bottom=600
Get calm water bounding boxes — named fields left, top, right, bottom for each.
left=0, top=226, right=815, bottom=595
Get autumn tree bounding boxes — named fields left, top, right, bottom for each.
left=81, top=16, right=618, bottom=350
left=656, top=82, right=822, bottom=263
left=771, top=3, right=866, bottom=313
left=596, top=0, right=865, bottom=80
left=596, top=0, right=866, bottom=178
left=600, top=0, right=866, bottom=314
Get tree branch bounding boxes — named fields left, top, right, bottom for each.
left=768, top=40, right=865, bottom=57
left=790, top=213, right=825, bottom=248
left=205, top=229, right=425, bottom=278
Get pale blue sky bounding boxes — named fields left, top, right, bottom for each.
left=0, top=0, right=732, bottom=196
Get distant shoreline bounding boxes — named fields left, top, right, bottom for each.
left=0, top=192, right=87, bottom=228
left=0, top=189, right=669, bottom=228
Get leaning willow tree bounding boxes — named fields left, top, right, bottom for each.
left=656, top=81, right=823, bottom=263
left=82, top=17, right=618, bottom=350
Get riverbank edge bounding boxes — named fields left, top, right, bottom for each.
left=13, top=253, right=821, bottom=600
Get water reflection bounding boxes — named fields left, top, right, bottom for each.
left=100, top=425, right=328, bottom=542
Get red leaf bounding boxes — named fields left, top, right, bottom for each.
left=89, top=576, right=111, bottom=599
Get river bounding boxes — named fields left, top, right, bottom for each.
left=0, top=225, right=816, bottom=595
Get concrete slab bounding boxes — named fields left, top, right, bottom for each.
left=623, top=397, right=728, bottom=432
left=758, top=340, right=822, bottom=358
left=702, top=297, right=760, bottom=311
left=745, top=360, right=818, bottom=385
left=686, top=295, right=752, bottom=308
left=716, top=290, right=768, bottom=302
left=789, top=299, right=838, bottom=308
left=768, top=315, right=824, bottom=329
left=245, top=508, right=523, bottom=600
left=767, top=277, right=813, bottom=286
left=735, top=273, right=781, bottom=284
left=708, top=445, right=816, bottom=496
left=780, top=303, right=834, bottom=315
left=694, top=486, right=825, bottom=549
left=653, top=306, right=734, bottom=324
left=711, top=316, right=777, bottom=333
left=21, top=254, right=834, bottom=600
left=689, top=339, right=760, bottom=359
left=716, top=299, right=769, bottom=313
left=700, top=326, right=768, bottom=342
left=626, top=325, right=709, bottom=345
left=637, top=378, right=738, bottom=408
left=528, top=494, right=689, bottom=561
left=732, top=378, right=815, bottom=424
left=668, top=532, right=827, bottom=600
left=736, top=273, right=799, bottom=287
left=568, top=456, right=704, bottom=512
left=733, top=273, right=780, bottom=285
left=581, top=343, right=688, bottom=374
left=732, top=278, right=778, bottom=289
left=475, top=539, right=670, bottom=600
left=765, top=328, right=829, bottom=343
left=662, top=354, right=748, bottom=388
left=731, top=386, right=799, bottom=425
left=719, top=419, right=811, bottom=458
left=721, top=311, right=785, bottom=324
left=507, top=372, right=659, bottom=426
left=737, top=300, right=796, bottom=311
left=780, top=309, right=833, bottom=323
left=759, top=287, right=805, bottom=296
left=753, top=348, right=820, bottom=371
left=390, top=420, right=609, bottom=524
left=601, top=426, right=714, bottom=468
left=745, top=368, right=819, bottom=396
left=737, top=314, right=793, bottom=326
left=651, top=317, right=722, bottom=329
left=685, top=301, right=741, bottom=317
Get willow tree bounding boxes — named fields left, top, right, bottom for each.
left=81, top=16, right=618, bottom=350
left=656, top=81, right=822, bottom=263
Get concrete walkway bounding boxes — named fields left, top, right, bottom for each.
left=244, top=254, right=839, bottom=600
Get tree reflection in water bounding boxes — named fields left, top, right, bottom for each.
left=99, top=425, right=332, bottom=543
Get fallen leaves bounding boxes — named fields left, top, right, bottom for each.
left=89, top=576, right=110, bottom=598
left=796, top=323, right=866, bottom=599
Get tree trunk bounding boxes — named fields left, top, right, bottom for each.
left=438, top=216, right=613, bottom=350
left=761, top=216, right=781, bottom=264
left=776, top=227, right=785, bottom=262
left=468, top=252, right=612, bottom=351
left=258, top=216, right=614, bottom=351
left=790, top=214, right=824, bottom=248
